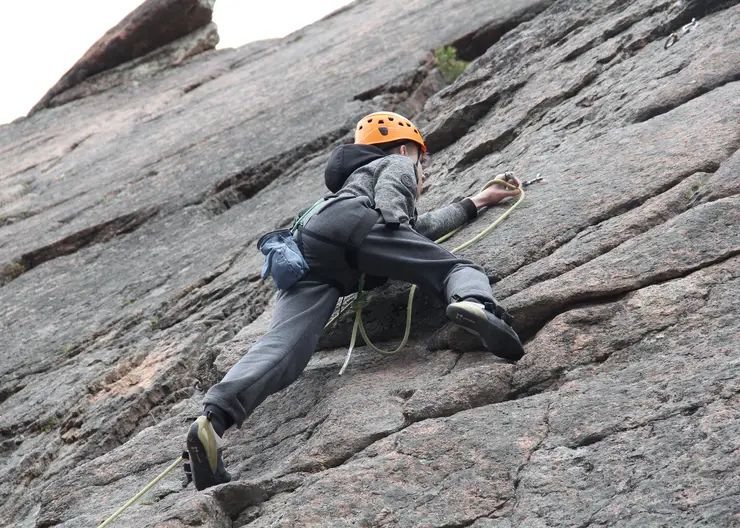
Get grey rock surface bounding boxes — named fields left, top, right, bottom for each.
left=0, top=0, right=738, bottom=526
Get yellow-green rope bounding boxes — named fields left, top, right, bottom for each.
left=336, top=178, right=525, bottom=374
left=97, top=456, right=184, bottom=528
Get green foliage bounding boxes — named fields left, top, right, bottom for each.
left=2, top=261, right=26, bottom=281
left=684, top=183, right=703, bottom=202
left=41, top=418, right=58, bottom=433
left=434, top=46, right=469, bottom=84
left=63, top=344, right=75, bottom=356
left=150, top=317, right=159, bottom=330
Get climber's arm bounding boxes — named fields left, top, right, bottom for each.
left=373, top=155, right=419, bottom=225
left=415, top=173, right=521, bottom=241
left=414, top=201, right=477, bottom=241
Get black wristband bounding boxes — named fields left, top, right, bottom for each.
left=460, top=198, right=478, bottom=220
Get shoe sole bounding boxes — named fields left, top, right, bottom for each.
left=446, top=302, right=524, bottom=361
left=186, top=416, right=225, bottom=491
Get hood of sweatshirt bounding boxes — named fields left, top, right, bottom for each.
left=324, top=144, right=387, bottom=193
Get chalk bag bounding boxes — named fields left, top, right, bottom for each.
left=257, top=229, right=309, bottom=290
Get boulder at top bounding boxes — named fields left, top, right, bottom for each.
left=29, top=0, right=217, bottom=114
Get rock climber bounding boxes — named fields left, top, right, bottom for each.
left=185, top=111, right=525, bottom=490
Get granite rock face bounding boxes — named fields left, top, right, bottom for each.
left=0, top=0, right=738, bottom=526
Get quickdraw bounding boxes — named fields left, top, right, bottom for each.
left=664, top=18, right=698, bottom=49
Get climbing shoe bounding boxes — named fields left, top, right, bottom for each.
left=446, top=299, right=525, bottom=361
left=185, top=413, right=231, bottom=491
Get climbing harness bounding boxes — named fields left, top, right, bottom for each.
left=328, top=175, right=530, bottom=375
left=664, top=18, right=698, bottom=49
left=96, top=173, right=536, bottom=525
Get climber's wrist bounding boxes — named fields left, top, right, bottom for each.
left=470, top=194, right=485, bottom=210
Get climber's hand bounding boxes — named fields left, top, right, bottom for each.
left=470, top=173, right=521, bottom=208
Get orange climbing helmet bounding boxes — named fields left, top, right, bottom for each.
left=354, top=111, right=426, bottom=152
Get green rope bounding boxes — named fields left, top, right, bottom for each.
left=97, top=456, right=183, bottom=528
left=335, top=178, right=525, bottom=373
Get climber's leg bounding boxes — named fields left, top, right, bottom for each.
left=355, top=224, right=524, bottom=360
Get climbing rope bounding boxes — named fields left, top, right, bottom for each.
left=96, top=456, right=183, bottom=528
left=335, top=175, right=528, bottom=375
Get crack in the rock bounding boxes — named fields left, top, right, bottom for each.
left=353, top=61, right=431, bottom=102
left=0, top=133, right=58, bottom=158
left=444, top=352, right=464, bottom=376
left=0, top=380, right=25, bottom=407
left=0, top=205, right=160, bottom=287
left=153, top=258, right=270, bottom=333
left=453, top=68, right=601, bottom=170
left=0, top=357, right=61, bottom=399
left=567, top=391, right=740, bottom=450
left=434, top=505, right=509, bottom=528
left=674, top=491, right=740, bottom=511
left=425, top=83, right=521, bottom=154
left=449, top=0, right=558, bottom=62
left=517, top=248, right=740, bottom=339
left=513, top=318, right=679, bottom=400
left=563, top=0, right=679, bottom=63
left=511, top=399, right=552, bottom=512
left=239, top=413, right=331, bottom=472
left=2, top=162, right=40, bottom=181
left=243, top=391, right=549, bottom=522
left=499, top=167, right=721, bottom=296
left=195, top=126, right=350, bottom=219
left=634, top=76, right=740, bottom=124
left=3, top=188, right=101, bottom=231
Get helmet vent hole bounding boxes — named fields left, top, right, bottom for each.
left=367, top=118, right=373, bottom=123
left=359, top=125, right=363, bottom=130
left=378, top=120, right=384, bottom=124
left=414, top=128, right=419, bottom=134
left=388, top=117, right=394, bottom=121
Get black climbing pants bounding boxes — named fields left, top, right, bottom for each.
left=203, top=197, right=495, bottom=428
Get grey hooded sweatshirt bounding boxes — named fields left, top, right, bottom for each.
left=324, top=144, right=478, bottom=240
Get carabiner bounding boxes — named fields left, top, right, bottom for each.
left=664, top=33, right=680, bottom=49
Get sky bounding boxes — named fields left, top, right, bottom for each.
left=0, top=0, right=353, bottom=125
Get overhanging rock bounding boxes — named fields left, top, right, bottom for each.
left=29, top=0, right=217, bottom=114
